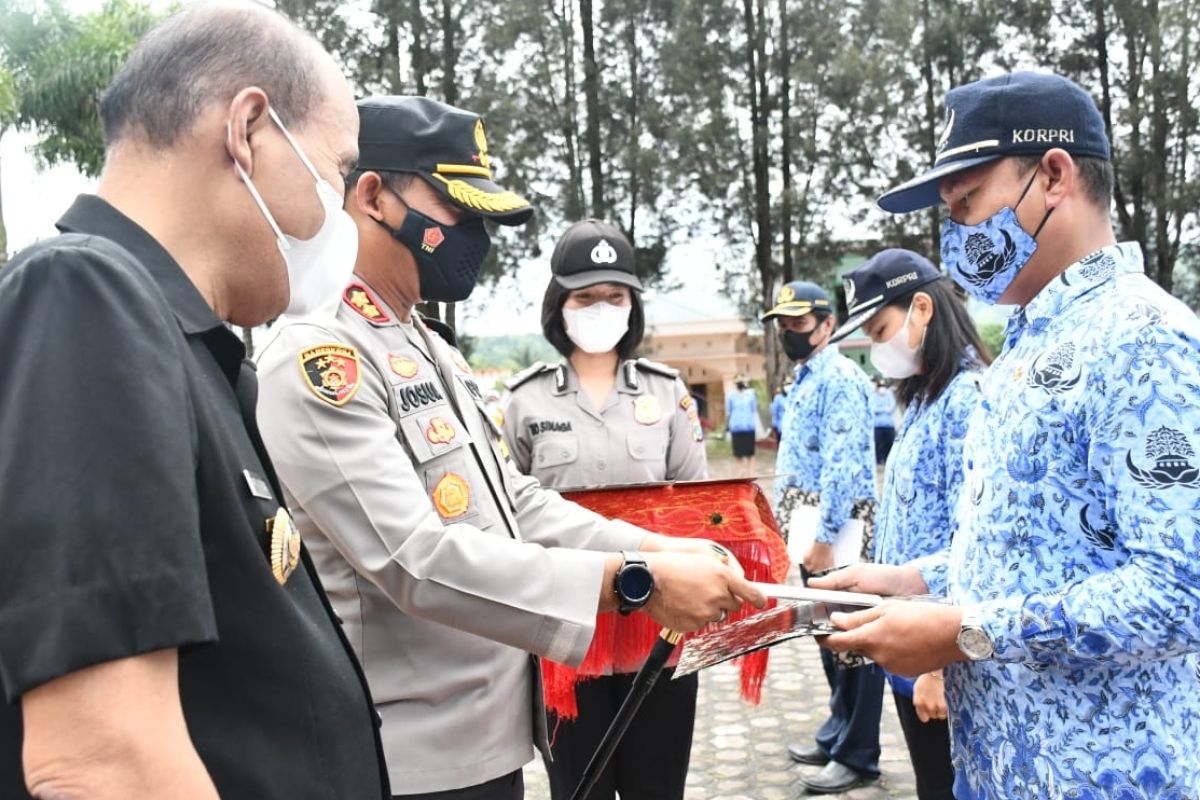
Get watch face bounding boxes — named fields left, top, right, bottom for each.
left=619, top=565, right=654, bottom=604
left=957, top=627, right=994, bottom=660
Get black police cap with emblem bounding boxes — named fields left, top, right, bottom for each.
left=830, top=249, right=942, bottom=343
left=550, top=219, right=643, bottom=291
left=760, top=281, right=832, bottom=322
left=356, top=95, right=533, bottom=225
left=879, top=72, right=1111, bottom=214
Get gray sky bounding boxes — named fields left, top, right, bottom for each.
left=1, top=128, right=745, bottom=336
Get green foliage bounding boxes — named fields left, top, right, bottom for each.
left=467, top=333, right=560, bottom=370
left=978, top=322, right=1006, bottom=360
left=0, top=0, right=163, bottom=177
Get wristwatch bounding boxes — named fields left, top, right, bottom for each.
left=614, top=551, right=655, bottom=616
left=956, top=606, right=995, bottom=661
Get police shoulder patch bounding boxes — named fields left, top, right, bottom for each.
left=343, top=283, right=391, bottom=325
left=505, top=361, right=552, bottom=391
left=634, top=357, right=679, bottom=379
left=298, top=343, right=361, bottom=406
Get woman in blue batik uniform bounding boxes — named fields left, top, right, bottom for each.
left=830, top=249, right=990, bottom=800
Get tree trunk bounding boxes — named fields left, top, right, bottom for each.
left=0, top=130, right=7, bottom=267
left=551, top=0, right=586, bottom=219
left=778, top=0, right=794, bottom=284
left=741, top=0, right=772, bottom=312
left=440, top=0, right=458, bottom=105
left=410, top=0, right=429, bottom=95
left=920, top=0, right=939, bottom=258
left=1092, top=0, right=1133, bottom=234
left=624, top=4, right=640, bottom=240
left=580, top=0, right=606, bottom=217
left=1146, top=0, right=1172, bottom=291
left=385, top=13, right=403, bottom=93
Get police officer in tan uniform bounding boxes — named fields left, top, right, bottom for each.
left=504, top=220, right=707, bottom=800
left=504, top=222, right=705, bottom=489
left=254, top=96, right=764, bottom=800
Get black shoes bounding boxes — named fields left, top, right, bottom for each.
left=799, top=760, right=877, bottom=794
left=787, top=743, right=829, bottom=766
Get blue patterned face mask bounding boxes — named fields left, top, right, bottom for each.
left=940, top=167, right=1052, bottom=304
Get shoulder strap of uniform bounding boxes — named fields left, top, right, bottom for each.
left=634, top=357, right=679, bottom=379
left=506, top=361, right=552, bottom=391
left=419, top=314, right=458, bottom=348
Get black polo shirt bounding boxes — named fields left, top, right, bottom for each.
left=0, top=196, right=388, bottom=798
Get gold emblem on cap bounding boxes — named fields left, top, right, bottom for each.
left=778, top=285, right=795, bottom=303
left=430, top=174, right=528, bottom=214
left=634, top=395, right=662, bottom=425
left=474, top=119, right=491, bottom=170
left=266, top=507, right=301, bottom=586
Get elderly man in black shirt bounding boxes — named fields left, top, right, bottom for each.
left=0, top=3, right=387, bottom=799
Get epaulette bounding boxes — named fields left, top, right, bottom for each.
left=633, top=357, right=679, bottom=378
left=420, top=315, right=458, bottom=348
left=506, top=361, right=553, bottom=391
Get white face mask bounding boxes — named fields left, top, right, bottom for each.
left=869, top=304, right=925, bottom=379
left=232, top=107, right=359, bottom=316
left=562, top=301, right=632, bottom=354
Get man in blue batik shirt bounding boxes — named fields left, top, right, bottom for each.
left=815, top=72, right=1200, bottom=800
left=765, top=281, right=882, bottom=795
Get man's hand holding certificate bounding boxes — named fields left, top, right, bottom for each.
left=808, top=563, right=967, bottom=678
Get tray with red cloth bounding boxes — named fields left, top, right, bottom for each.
left=547, top=477, right=791, bottom=719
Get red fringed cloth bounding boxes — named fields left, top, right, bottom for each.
left=547, top=477, right=791, bottom=719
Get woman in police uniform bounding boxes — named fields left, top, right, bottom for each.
left=504, top=220, right=706, bottom=800
left=830, top=249, right=990, bottom=800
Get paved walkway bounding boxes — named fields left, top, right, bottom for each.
left=523, top=619, right=919, bottom=800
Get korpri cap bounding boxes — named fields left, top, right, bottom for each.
left=878, top=72, right=1110, bottom=214
left=830, top=249, right=942, bottom=343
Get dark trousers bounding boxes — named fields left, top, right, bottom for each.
left=892, top=690, right=955, bottom=800
left=874, top=427, right=895, bottom=465
left=393, top=769, right=523, bottom=800
left=545, top=669, right=698, bottom=800
left=813, top=648, right=885, bottom=777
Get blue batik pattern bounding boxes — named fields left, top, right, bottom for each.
left=876, top=368, right=981, bottom=700
left=942, top=243, right=1200, bottom=799
left=774, top=346, right=876, bottom=543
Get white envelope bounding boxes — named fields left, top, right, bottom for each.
left=785, top=504, right=863, bottom=569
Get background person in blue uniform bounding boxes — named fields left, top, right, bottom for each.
left=504, top=219, right=707, bottom=800
left=765, top=281, right=883, bottom=795
left=725, top=377, right=760, bottom=477
left=830, top=249, right=990, bottom=800
left=870, top=378, right=897, bottom=465
left=769, top=386, right=787, bottom=442
left=815, top=72, right=1200, bottom=799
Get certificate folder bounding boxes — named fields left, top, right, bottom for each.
left=673, top=583, right=883, bottom=679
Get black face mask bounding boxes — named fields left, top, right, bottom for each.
left=377, top=205, right=491, bottom=302
left=781, top=326, right=823, bottom=361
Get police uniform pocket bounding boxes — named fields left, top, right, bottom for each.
left=398, top=407, right=467, bottom=463
left=421, top=452, right=481, bottom=526
left=532, top=435, right=578, bottom=469
left=627, top=428, right=668, bottom=462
